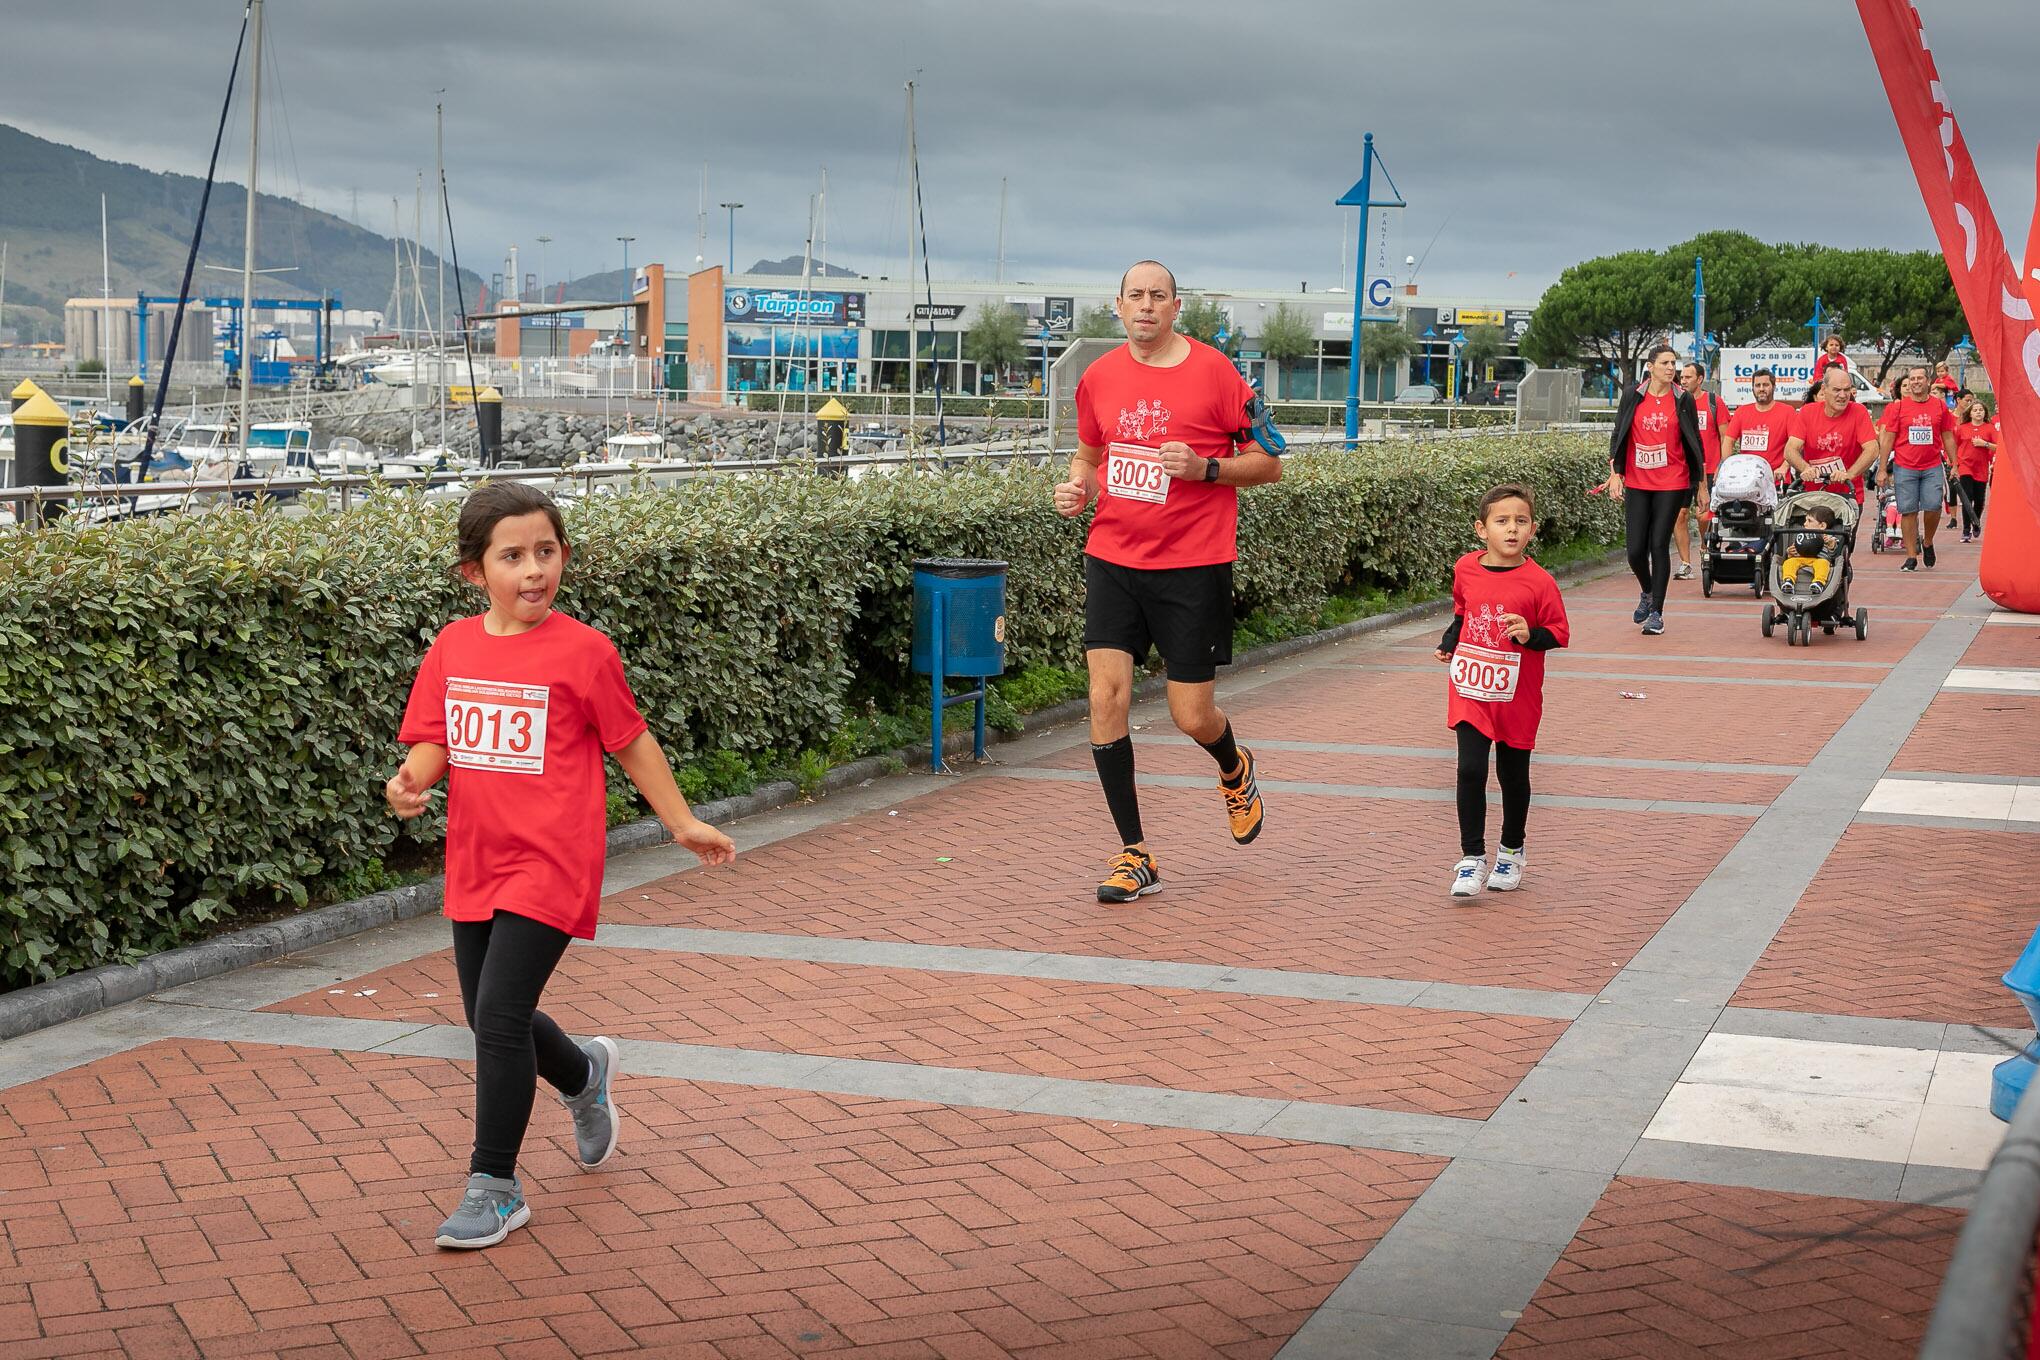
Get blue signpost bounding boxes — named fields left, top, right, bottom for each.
left=1039, top=326, right=1052, bottom=397
left=1449, top=329, right=1467, bottom=402
left=1803, top=295, right=1828, bottom=348
left=1692, top=255, right=1707, bottom=374
left=1420, top=326, right=1436, bottom=385
left=1336, top=134, right=1407, bottom=448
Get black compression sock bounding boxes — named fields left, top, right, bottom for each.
left=1199, top=722, right=1243, bottom=784
left=1091, top=736, right=1144, bottom=848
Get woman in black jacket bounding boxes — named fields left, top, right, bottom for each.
left=1606, top=345, right=1705, bottom=635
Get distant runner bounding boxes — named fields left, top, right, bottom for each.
left=1054, top=260, right=1284, bottom=903
left=1605, top=345, right=1704, bottom=637
left=1675, top=361, right=1732, bottom=579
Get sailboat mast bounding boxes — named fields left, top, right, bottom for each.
left=238, top=0, right=263, bottom=457
left=696, top=163, right=708, bottom=270
left=101, top=194, right=113, bottom=402
left=436, top=100, right=446, bottom=449
left=906, top=79, right=918, bottom=427
left=996, top=177, right=1006, bottom=284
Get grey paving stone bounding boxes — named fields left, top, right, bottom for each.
left=1537, top=1021, right=1708, bottom=1087
left=145, top=1004, right=429, bottom=1053
left=1389, top=1158, right=1609, bottom=1246
left=1460, top=1094, right=1664, bottom=1173
left=1211, top=967, right=1430, bottom=1007
left=1897, top=1163, right=1984, bottom=1209
left=1619, top=1138, right=1907, bottom=1201
left=1855, top=812, right=2040, bottom=835
left=784, top=1057, right=1055, bottom=1110
left=1009, top=1080, right=1285, bottom=1137
left=1276, top=1309, right=1507, bottom=1360
left=1714, top=1007, right=1952, bottom=1051
left=1405, top=982, right=1594, bottom=1021
left=1252, top=1103, right=1478, bottom=1158
left=613, top=1040, right=831, bottom=1089
left=1943, top=1024, right=2032, bottom=1057
left=1322, top=1227, right=1566, bottom=1330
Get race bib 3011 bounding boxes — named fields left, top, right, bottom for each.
left=1634, top=442, right=1670, bottom=471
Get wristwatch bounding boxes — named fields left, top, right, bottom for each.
left=1202, top=456, right=1221, bottom=483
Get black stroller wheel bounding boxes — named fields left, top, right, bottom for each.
left=1855, top=608, right=1869, bottom=640
left=1762, top=603, right=1776, bottom=638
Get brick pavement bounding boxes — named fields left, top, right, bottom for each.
left=1, top=535, right=2025, bottom=1359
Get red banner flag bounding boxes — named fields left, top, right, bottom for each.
left=1857, top=0, right=2040, bottom=611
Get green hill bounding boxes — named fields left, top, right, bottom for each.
left=0, top=123, right=480, bottom=344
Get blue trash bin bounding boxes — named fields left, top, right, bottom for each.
left=910, top=558, right=1006, bottom=770
left=1993, top=926, right=2040, bottom=1121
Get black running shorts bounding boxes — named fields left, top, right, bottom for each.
left=1083, top=555, right=1234, bottom=684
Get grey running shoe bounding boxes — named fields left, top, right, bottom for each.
left=434, top=1173, right=529, bottom=1249
left=1643, top=611, right=1666, bottom=635
left=561, top=1036, right=621, bottom=1168
left=1632, top=592, right=1651, bottom=624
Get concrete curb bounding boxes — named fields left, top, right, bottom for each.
left=0, top=548, right=1624, bottom=1043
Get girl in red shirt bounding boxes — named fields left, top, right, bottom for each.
left=1953, top=395, right=1999, bottom=542
left=1810, top=336, right=1851, bottom=383
left=1434, top=484, right=1571, bottom=898
left=388, top=481, right=735, bottom=1250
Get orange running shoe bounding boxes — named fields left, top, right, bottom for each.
left=1096, top=848, right=1161, bottom=903
left=1221, top=746, right=1265, bottom=844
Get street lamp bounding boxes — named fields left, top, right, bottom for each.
left=1039, top=326, right=1053, bottom=401
left=719, top=202, right=743, bottom=276
left=617, top=234, right=635, bottom=365
left=535, top=234, right=550, bottom=304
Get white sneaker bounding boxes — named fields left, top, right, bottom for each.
left=1449, top=856, right=1486, bottom=898
left=1489, top=847, right=1526, bottom=891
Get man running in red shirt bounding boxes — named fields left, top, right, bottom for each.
left=1675, top=362, right=1731, bottom=578
left=1783, top=367, right=1880, bottom=503
left=1722, top=368, right=1795, bottom=476
left=1054, top=261, right=1283, bottom=903
left=1877, top=363, right=1958, bottom=570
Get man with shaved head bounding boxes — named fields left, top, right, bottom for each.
left=1052, top=260, right=1284, bottom=904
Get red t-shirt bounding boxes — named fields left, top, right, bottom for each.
left=1881, top=397, right=1955, bottom=472
left=1791, top=401, right=1878, bottom=501
left=399, top=612, right=649, bottom=939
left=1693, top=392, right=1730, bottom=473
left=1076, top=338, right=1256, bottom=569
left=1811, top=352, right=1850, bottom=381
left=1624, top=390, right=1690, bottom=492
left=1723, top=402, right=1796, bottom=472
left=1444, top=553, right=1569, bottom=750
left=1956, top=420, right=1999, bottom=480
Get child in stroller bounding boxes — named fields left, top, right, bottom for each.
left=1762, top=489, right=1869, bottom=646
left=1779, top=505, right=1844, bottom=596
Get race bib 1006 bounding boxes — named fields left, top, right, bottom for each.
left=1451, top=643, right=1521, bottom=703
left=445, top=677, right=549, bottom=775
left=1634, top=442, right=1670, bottom=470
left=1740, top=428, right=1770, bottom=453
left=1908, top=424, right=1936, bottom=446
left=1105, top=442, right=1170, bottom=505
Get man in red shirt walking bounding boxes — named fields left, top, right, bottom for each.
left=1722, top=368, right=1796, bottom=475
left=1053, top=260, right=1283, bottom=903
left=1877, top=363, right=1958, bottom=570
left=1783, top=367, right=1881, bottom=503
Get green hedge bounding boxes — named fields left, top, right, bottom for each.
left=0, top=434, right=1617, bottom=988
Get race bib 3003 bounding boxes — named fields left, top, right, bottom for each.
left=1105, top=442, right=1170, bottom=505
left=445, top=677, right=549, bottom=774
left=1634, top=442, right=1670, bottom=471
left=1740, top=428, right=1771, bottom=453
left=1452, top=643, right=1521, bottom=703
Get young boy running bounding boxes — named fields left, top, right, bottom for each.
left=1434, top=484, right=1571, bottom=897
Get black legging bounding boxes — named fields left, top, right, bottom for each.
left=452, top=911, right=589, bottom=1179
left=1456, top=722, right=1531, bottom=858
left=1625, top=488, right=1687, bottom=613
left=1958, top=475, right=1988, bottom=531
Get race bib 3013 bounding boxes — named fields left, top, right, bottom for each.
left=445, top=677, right=549, bottom=774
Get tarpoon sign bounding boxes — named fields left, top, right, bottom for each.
left=1720, top=347, right=1818, bottom=407
left=724, top=288, right=867, bottom=326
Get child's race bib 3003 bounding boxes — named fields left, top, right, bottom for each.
left=1633, top=442, right=1669, bottom=470
left=1105, top=442, right=1171, bottom=505
left=1451, top=643, right=1521, bottom=703
left=445, top=677, right=549, bottom=774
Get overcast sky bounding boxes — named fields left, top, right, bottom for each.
left=7, top=2, right=2035, bottom=303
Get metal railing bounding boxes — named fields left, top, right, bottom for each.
left=1919, top=1080, right=2040, bottom=1359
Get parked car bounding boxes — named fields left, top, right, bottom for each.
left=1467, top=379, right=1521, bottom=406
left=1392, top=384, right=1441, bottom=405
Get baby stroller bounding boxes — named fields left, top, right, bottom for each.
left=1703, top=453, right=1778, bottom=597
left=1867, top=482, right=1906, bottom=553
left=1762, top=488, right=1868, bottom=646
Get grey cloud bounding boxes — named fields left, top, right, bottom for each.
left=5, top=0, right=2033, bottom=302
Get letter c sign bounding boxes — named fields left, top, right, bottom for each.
left=1367, top=276, right=1394, bottom=310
